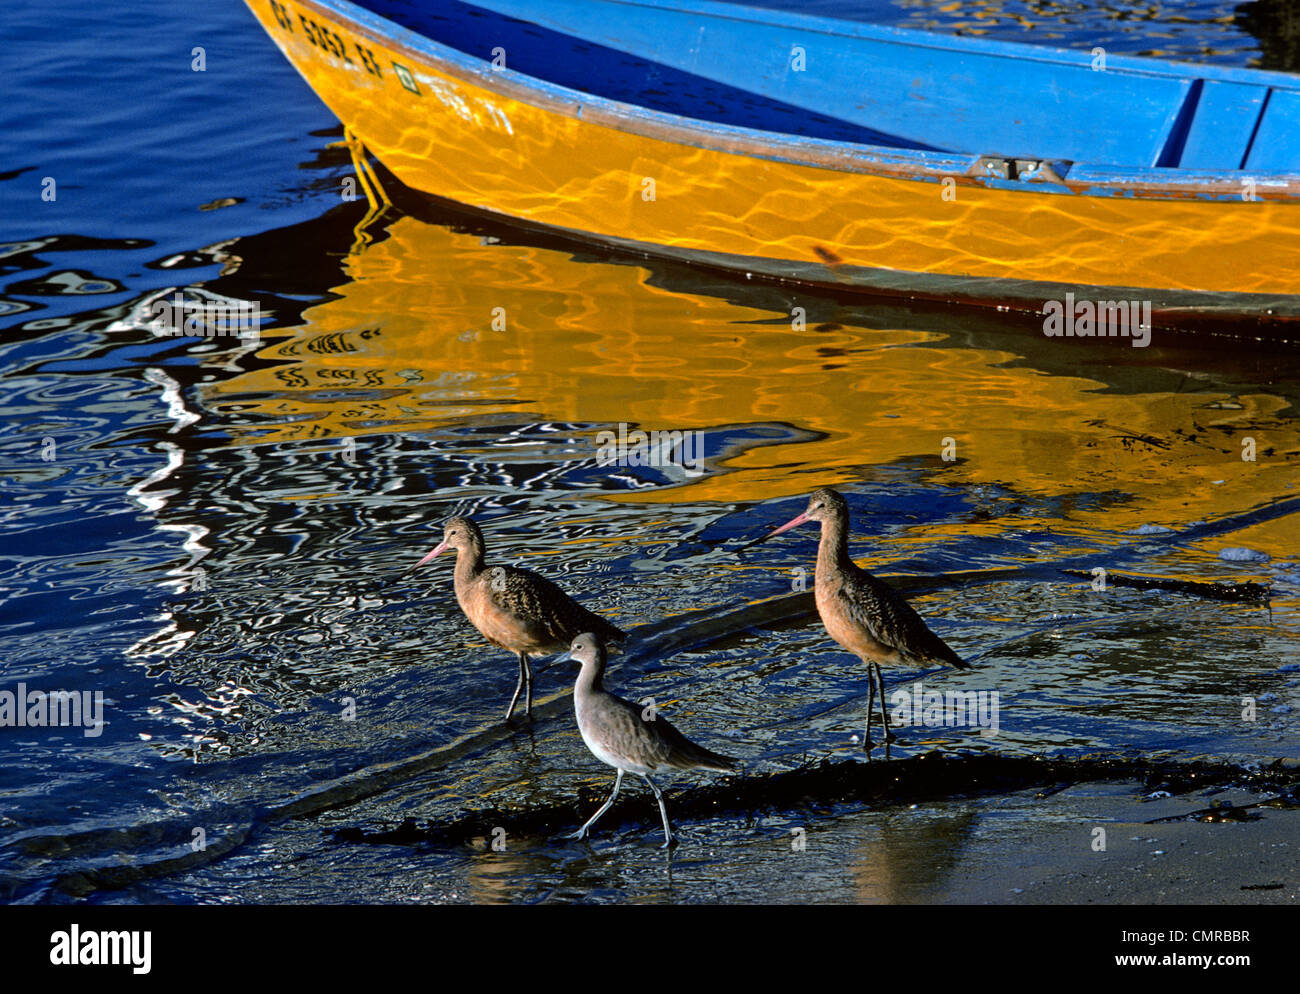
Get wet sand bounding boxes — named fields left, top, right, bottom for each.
left=934, top=782, right=1299, bottom=905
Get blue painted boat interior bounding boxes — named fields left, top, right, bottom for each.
left=363, top=0, right=1300, bottom=173
left=370, top=0, right=938, bottom=149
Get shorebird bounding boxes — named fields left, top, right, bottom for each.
left=410, top=516, right=625, bottom=722
left=555, top=632, right=737, bottom=848
left=742, top=487, right=970, bottom=756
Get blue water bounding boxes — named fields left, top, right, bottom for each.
left=1, top=0, right=1297, bottom=904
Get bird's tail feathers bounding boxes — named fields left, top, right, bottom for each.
left=598, top=619, right=628, bottom=650
left=675, top=742, right=739, bottom=774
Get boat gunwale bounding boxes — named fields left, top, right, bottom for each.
left=523, top=0, right=1300, bottom=91
left=293, top=0, right=1300, bottom=201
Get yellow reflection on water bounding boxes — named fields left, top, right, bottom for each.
left=204, top=215, right=1299, bottom=554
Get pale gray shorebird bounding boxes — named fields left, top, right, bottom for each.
left=743, top=487, right=970, bottom=757
left=410, top=517, right=625, bottom=721
left=554, top=632, right=737, bottom=848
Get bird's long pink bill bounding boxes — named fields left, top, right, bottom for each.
left=735, top=510, right=811, bottom=551
left=398, top=540, right=448, bottom=579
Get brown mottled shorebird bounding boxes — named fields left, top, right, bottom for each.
left=411, top=517, right=625, bottom=722
left=555, top=632, right=737, bottom=848
left=743, top=487, right=970, bottom=756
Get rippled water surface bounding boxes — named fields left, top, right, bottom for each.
left=1, top=0, right=1298, bottom=904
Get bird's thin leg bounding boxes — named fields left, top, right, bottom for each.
left=523, top=653, right=533, bottom=716
left=505, top=653, right=527, bottom=721
left=864, top=661, right=876, bottom=756
left=641, top=775, right=676, bottom=849
left=875, top=662, right=891, bottom=759
left=568, top=769, right=623, bottom=841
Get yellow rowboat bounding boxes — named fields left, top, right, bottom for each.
left=245, top=0, right=1300, bottom=338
